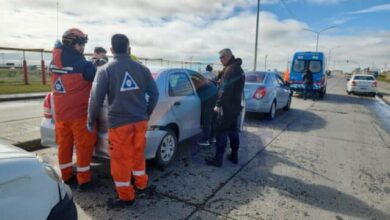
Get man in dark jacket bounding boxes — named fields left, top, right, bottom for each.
left=303, top=68, right=314, bottom=100
left=205, top=48, right=245, bottom=167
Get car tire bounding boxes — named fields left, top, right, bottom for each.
left=283, top=96, right=291, bottom=111
left=155, top=129, right=177, bottom=167
left=347, top=90, right=351, bottom=95
left=267, top=101, right=276, bottom=120
left=372, top=93, right=376, bottom=97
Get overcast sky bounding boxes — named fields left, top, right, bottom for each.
left=0, top=0, right=389, bottom=72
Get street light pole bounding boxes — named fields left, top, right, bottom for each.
left=303, top=25, right=336, bottom=52
left=264, top=54, right=268, bottom=71
left=253, top=0, right=261, bottom=71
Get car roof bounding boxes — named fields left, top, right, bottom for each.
left=0, top=139, right=35, bottom=160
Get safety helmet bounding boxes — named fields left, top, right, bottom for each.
left=62, top=28, right=88, bottom=46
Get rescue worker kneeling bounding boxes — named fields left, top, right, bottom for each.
left=49, top=28, right=97, bottom=190
left=87, top=34, right=159, bottom=208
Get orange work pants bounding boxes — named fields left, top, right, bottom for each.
left=55, top=117, right=97, bottom=184
left=108, top=121, right=148, bottom=201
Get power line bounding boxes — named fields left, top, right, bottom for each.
left=279, top=0, right=298, bottom=20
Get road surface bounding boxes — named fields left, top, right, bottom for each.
left=10, top=76, right=390, bottom=219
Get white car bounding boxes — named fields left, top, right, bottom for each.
left=0, top=140, right=77, bottom=220
left=346, top=74, right=377, bottom=97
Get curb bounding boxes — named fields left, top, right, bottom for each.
left=14, top=139, right=46, bottom=152
left=0, top=95, right=46, bottom=102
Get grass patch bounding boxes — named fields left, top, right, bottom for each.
left=0, top=82, right=51, bottom=94
left=378, top=75, right=390, bottom=83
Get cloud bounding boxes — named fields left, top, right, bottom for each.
left=0, top=0, right=388, bottom=72
left=348, top=4, right=390, bottom=14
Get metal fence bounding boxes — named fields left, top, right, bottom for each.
left=0, top=46, right=222, bottom=85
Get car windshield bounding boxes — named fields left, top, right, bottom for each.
left=354, top=76, right=375, bottom=81
left=245, top=72, right=266, bottom=83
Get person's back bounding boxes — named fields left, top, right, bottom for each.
left=303, top=69, right=313, bottom=85
left=100, top=56, right=157, bottom=128
left=51, top=43, right=96, bottom=121
left=87, top=34, right=158, bottom=208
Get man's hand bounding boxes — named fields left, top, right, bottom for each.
left=214, top=106, right=221, bottom=113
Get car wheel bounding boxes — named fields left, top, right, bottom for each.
left=347, top=90, right=351, bottom=95
left=267, top=101, right=276, bottom=120
left=155, top=129, right=177, bottom=167
left=372, top=93, right=376, bottom=97
left=283, top=96, right=291, bottom=111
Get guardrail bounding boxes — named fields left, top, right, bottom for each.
left=0, top=46, right=221, bottom=85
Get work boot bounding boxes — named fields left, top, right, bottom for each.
left=205, top=156, right=222, bottom=167
left=198, top=140, right=210, bottom=146
left=77, top=180, right=99, bottom=192
left=63, top=175, right=77, bottom=187
left=227, top=153, right=238, bottom=164
left=136, top=185, right=156, bottom=198
left=107, top=198, right=134, bottom=209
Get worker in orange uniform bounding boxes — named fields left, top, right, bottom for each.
left=49, top=28, right=97, bottom=190
left=284, top=69, right=290, bottom=83
left=87, top=34, right=159, bottom=208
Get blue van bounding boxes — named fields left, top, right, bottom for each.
left=289, top=51, right=327, bottom=98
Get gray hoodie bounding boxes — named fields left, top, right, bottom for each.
left=87, top=54, right=159, bottom=128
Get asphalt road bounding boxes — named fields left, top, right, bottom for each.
left=30, top=76, right=390, bottom=219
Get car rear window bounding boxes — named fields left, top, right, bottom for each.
left=293, top=60, right=305, bottom=73
left=354, top=76, right=375, bottom=81
left=245, top=72, right=266, bottom=83
left=309, top=60, right=322, bottom=73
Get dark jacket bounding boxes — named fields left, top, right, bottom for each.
left=216, top=57, right=245, bottom=116
left=303, top=69, right=314, bottom=85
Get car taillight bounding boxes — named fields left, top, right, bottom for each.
left=372, top=81, right=377, bottom=87
left=253, top=87, right=266, bottom=100
left=43, top=93, right=52, bottom=119
left=352, top=81, right=357, bottom=86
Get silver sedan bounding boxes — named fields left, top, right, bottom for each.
left=41, top=68, right=244, bottom=166
left=244, top=71, right=292, bottom=119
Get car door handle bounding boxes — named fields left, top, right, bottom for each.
left=174, top=101, right=181, bottom=106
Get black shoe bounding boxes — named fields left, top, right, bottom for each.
left=198, top=140, right=210, bottom=146
left=209, top=138, right=216, bottom=144
left=205, top=157, right=222, bottom=167
left=77, top=180, right=98, bottom=192
left=227, top=154, right=238, bottom=164
left=136, top=185, right=156, bottom=197
left=107, top=198, right=134, bottom=209
left=64, top=176, right=77, bottom=187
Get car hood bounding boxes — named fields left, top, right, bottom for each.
left=0, top=139, right=35, bottom=160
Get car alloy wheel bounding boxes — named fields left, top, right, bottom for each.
left=156, top=129, right=177, bottom=167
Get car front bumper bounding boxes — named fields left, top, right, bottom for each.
left=47, top=184, right=77, bottom=220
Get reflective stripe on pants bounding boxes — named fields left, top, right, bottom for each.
left=109, top=121, right=148, bottom=201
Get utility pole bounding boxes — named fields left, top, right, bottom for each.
left=264, top=54, right=268, bottom=71
left=253, top=0, right=260, bottom=71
